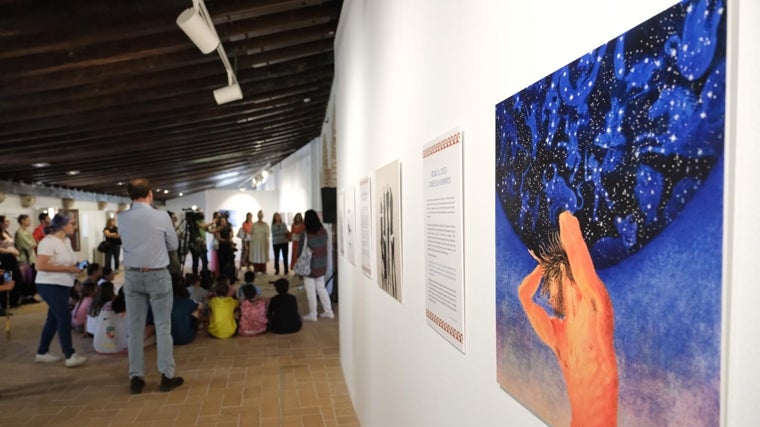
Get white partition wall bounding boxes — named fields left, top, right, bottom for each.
left=333, top=1, right=760, bottom=426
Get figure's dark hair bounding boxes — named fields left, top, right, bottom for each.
left=173, top=274, right=190, bottom=299
left=87, top=263, right=101, bottom=276
left=89, top=282, right=116, bottom=317
left=112, top=287, right=126, bottom=314
left=38, top=212, right=49, bottom=222
left=17, top=214, right=29, bottom=224
left=244, top=271, right=255, bottom=283
left=535, top=231, right=573, bottom=316
left=214, top=279, right=229, bottom=297
left=127, top=178, right=151, bottom=200
left=274, top=278, right=290, bottom=294
left=242, top=284, right=257, bottom=300
left=304, top=209, right=323, bottom=233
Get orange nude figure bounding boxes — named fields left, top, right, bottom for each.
left=518, top=211, right=618, bottom=427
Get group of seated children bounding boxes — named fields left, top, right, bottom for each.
left=171, top=271, right=302, bottom=342
left=68, top=263, right=155, bottom=354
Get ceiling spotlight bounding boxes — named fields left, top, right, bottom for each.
left=66, top=170, right=80, bottom=176
left=164, top=190, right=169, bottom=194
left=176, top=5, right=219, bottom=54
left=177, top=0, right=242, bottom=105
left=32, top=162, right=50, bottom=168
left=261, top=170, right=269, bottom=179
left=303, top=97, right=311, bottom=103
left=213, top=83, right=243, bottom=105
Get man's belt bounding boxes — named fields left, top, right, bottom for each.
left=125, top=267, right=166, bottom=272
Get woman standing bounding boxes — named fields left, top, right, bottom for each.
left=271, top=213, right=289, bottom=275
left=15, top=214, right=37, bottom=267
left=298, top=210, right=333, bottom=321
left=289, top=213, right=304, bottom=271
left=34, top=213, right=87, bottom=367
left=0, top=215, right=35, bottom=308
left=214, top=216, right=235, bottom=280
left=103, top=218, right=122, bottom=271
left=237, top=212, right=254, bottom=271
left=249, top=210, right=269, bottom=274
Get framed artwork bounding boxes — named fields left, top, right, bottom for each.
left=375, top=160, right=402, bottom=302
left=359, top=177, right=372, bottom=278
left=495, top=0, right=726, bottom=426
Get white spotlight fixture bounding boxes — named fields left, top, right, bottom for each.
left=177, top=0, right=243, bottom=105
left=176, top=7, right=219, bottom=54
left=213, top=82, right=243, bottom=104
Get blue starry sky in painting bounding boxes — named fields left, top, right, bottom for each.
left=495, top=0, right=725, bottom=269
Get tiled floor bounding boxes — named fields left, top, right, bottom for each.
left=0, top=269, right=358, bottom=427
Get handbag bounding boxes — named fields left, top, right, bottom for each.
left=293, top=234, right=312, bottom=276
left=97, top=240, right=110, bottom=253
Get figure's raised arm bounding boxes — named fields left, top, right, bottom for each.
left=558, top=211, right=606, bottom=300
left=518, top=264, right=556, bottom=349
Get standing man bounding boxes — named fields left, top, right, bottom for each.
left=118, top=178, right=183, bottom=394
left=32, top=212, right=50, bottom=243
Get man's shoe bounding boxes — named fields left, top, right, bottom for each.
left=64, top=352, right=87, bottom=367
left=130, top=377, right=145, bottom=395
left=159, top=374, right=184, bottom=392
left=302, top=314, right=317, bottom=322
left=35, top=353, right=62, bottom=363
left=319, top=312, right=335, bottom=319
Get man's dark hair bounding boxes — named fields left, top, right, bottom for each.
left=127, top=178, right=151, bottom=200
left=38, top=212, right=49, bottom=222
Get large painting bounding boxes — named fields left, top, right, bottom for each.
left=495, top=1, right=726, bottom=426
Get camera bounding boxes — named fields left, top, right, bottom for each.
left=3, top=271, right=11, bottom=282
left=77, top=260, right=89, bottom=269
left=184, top=210, right=204, bottom=222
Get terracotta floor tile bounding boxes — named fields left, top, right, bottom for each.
left=0, top=269, right=358, bottom=426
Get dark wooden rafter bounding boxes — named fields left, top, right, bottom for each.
left=0, top=0, right=342, bottom=201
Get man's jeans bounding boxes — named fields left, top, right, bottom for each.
left=123, top=269, right=175, bottom=379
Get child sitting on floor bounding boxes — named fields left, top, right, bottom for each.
left=207, top=279, right=238, bottom=339
left=236, top=271, right=262, bottom=303
left=71, top=280, right=96, bottom=335
left=238, top=284, right=268, bottom=337
left=93, top=286, right=128, bottom=354
left=171, top=275, right=204, bottom=345
left=267, top=278, right=302, bottom=334
left=87, top=281, right=116, bottom=337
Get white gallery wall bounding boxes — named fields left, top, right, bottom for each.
left=333, top=0, right=759, bottom=426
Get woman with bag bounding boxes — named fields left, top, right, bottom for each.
left=297, top=210, right=333, bottom=322
left=103, top=218, right=122, bottom=271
